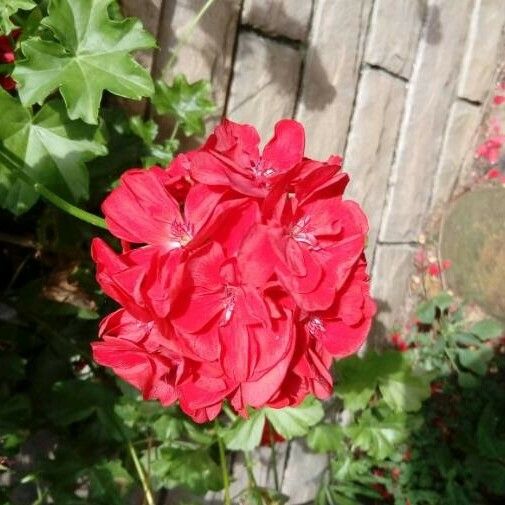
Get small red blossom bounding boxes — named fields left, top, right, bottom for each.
left=91, top=119, right=375, bottom=422
left=485, top=167, right=505, bottom=183
left=427, top=259, right=451, bottom=277
left=391, top=332, right=409, bottom=352
left=0, top=29, right=20, bottom=91
left=493, top=82, right=505, bottom=105
left=476, top=136, right=505, bottom=164
left=403, top=449, right=412, bottom=461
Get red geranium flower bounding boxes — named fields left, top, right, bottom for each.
left=0, top=29, right=20, bottom=91
left=91, top=119, right=375, bottom=422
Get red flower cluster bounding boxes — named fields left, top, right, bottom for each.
left=91, top=119, right=375, bottom=422
left=0, top=29, right=20, bottom=91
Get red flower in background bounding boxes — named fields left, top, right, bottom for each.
left=0, top=29, right=20, bottom=91
left=427, top=259, right=452, bottom=277
left=91, top=119, right=375, bottom=422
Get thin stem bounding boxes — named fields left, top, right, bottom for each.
left=0, top=146, right=107, bottom=229
left=169, top=120, right=180, bottom=141
left=164, top=0, right=216, bottom=72
left=128, top=441, right=156, bottom=505
left=215, top=423, right=231, bottom=505
left=269, top=433, right=280, bottom=492
left=243, top=451, right=259, bottom=494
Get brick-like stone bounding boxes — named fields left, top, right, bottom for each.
left=364, top=0, right=424, bottom=79
left=371, top=245, right=414, bottom=334
left=296, top=0, right=373, bottom=159
left=281, top=440, right=327, bottom=504
left=242, top=0, right=313, bottom=41
left=344, top=68, right=406, bottom=260
left=431, top=100, right=482, bottom=209
left=379, top=0, right=474, bottom=242
left=160, top=0, right=241, bottom=116
left=226, top=31, right=301, bottom=141
left=458, top=0, right=505, bottom=103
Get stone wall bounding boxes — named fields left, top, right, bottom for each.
left=120, top=1, right=505, bottom=501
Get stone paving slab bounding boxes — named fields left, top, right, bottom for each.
left=242, top=0, right=313, bottom=41
left=458, top=0, right=505, bottom=103
left=431, top=99, right=482, bottom=210
left=364, top=0, right=424, bottom=79
left=226, top=31, right=301, bottom=141
left=296, top=0, right=373, bottom=159
left=344, top=67, right=407, bottom=260
left=379, top=0, right=474, bottom=242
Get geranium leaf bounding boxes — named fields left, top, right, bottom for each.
left=222, top=410, right=265, bottom=451
left=378, top=366, right=432, bottom=413
left=0, top=0, right=35, bottom=34
left=13, top=0, right=155, bottom=124
left=264, top=396, right=324, bottom=439
left=457, top=347, right=493, bottom=376
left=153, top=75, right=215, bottom=137
left=0, top=89, right=106, bottom=214
left=470, top=319, right=503, bottom=341
left=307, top=424, right=344, bottom=453
left=344, top=410, right=409, bottom=460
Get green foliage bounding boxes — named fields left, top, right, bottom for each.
left=335, top=351, right=432, bottom=412
left=14, top=0, right=155, bottom=124
left=264, top=396, right=324, bottom=439
left=0, top=0, right=35, bottom=34
left=0, top=89, right=106, bottom=214
left=153, top=75, right=216, bottom=137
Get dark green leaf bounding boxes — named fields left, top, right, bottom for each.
left=153, top=75, right=215, bottom=137
left=0, top=90, right=106, bottom=214
left=13, top=0, right=155, bottom=124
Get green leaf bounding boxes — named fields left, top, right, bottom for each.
left=344, top=410, right=409, bottom=460
left=223, top=410, right=265, bottom=451
left=307, top=424, right=344, bottom=453
left=457, top=347, right=493, bottom=376
left=336, top=351, right=431, bottom=413
left=48, top=380, right=116, bottom=426
left=13, top=0, right=155, bottom=124
left=379, top=367, right=432, bottom=413
left=416, top=292, right=453, bottom=324
left=153, top=75, right=215, bottom=137
left=0, top=0, right=35, bottom=34
left=149, top=446, right=223, bottom=494
left=470, top=319, right=503, bottom=341
left=264, top=396, right=324, bottom=439
left=457, top=371, right=479, bottom=389
left=0, top=90, right=106, bottom=214
left=129, top=115, right=178, bottom=166
left=84, top=460, right=133, bottom=505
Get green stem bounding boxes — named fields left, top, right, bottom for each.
left=127, top=441, right=156, bottom=505
left=0, top=146, right=107, bottom=229
left=169, top=120, right=180, bottom=141
left=215, top=423, right=232, bottom=505
left=164, top=0, right=216, bottom=72
left=269, top=433, right=280, bottom=492
left=243, top=451, right=259, bottom=494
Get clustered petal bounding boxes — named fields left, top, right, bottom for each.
left=91, top=119, right=376, bottom=422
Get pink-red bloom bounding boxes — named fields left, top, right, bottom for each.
left=91, top=119, right=375, bottom=422
left=0, top=29, right=20, bottom=91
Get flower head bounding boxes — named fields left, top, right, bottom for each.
left=91, top=119, right=375, bottom=422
